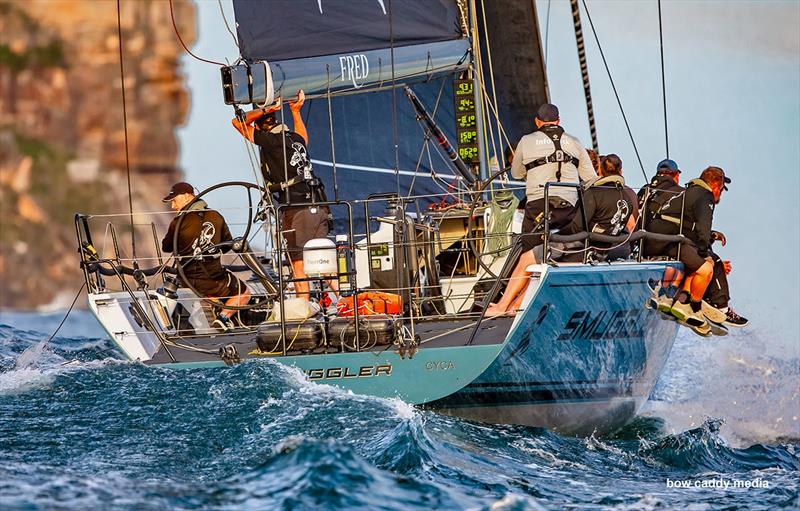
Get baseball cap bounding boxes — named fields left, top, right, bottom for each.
left=656, top=159, right=680, bottom=174
left=535, top=103, right=559, bottom=122
left=700, top=166, right=731, bottom=190
left=162, top=182, right=194, bottom=202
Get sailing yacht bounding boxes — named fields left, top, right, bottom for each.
left=75, top=0, right=683, bottom=435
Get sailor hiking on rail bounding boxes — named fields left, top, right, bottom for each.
left=643, top=166, right=735, bottom=335
left=640, top=160, right=747, bottom=329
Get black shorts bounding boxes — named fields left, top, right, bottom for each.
left=281, top=206, right=331, bottom=261
left=520, top=198, right=576, bottom=252
left=189, top=271, right=246, bottom=298
left=666, top=243, right=708, bottom=273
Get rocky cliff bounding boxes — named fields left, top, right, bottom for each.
left=0, top=0, right=195, bottom=309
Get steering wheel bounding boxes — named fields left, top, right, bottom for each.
left=172, top=181, right=277, bottom=311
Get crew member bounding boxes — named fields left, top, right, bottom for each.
left=641, top=160, right=746, bottom=327
left=161, top=182, right=250, bottom=331
left=231, top=90, right=331, bottom=299
left=646, top=166, right=731, bottom=335
left=486, top=154, right=635, bottom=316
left=486, top=104, right=595, bottom=316
left=563, top=154, right=637, bottom=260
left=639, top=159, right=685, bottom=311
left=638, top=158, right=683, bottom=230
left=510, top=103, right=597, bottom=251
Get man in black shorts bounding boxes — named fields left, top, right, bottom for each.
left=161, top=182, right=250, bottom=331
left=232, top=90, right=331, bottom=299
left=645, top=167, right=731, bottom=335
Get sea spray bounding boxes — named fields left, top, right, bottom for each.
left=0, top=312, right=796, bottom=509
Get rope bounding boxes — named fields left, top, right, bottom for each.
left=580, top=0, right=647, bottom=181
left=478, top=0, right=504, bottom=180
left=217, top=0, right=239, bottom=48
left=116, top=0, right=136, bottom=260
left=658, top=0, right=669, bottom=158
left=42, top=283, right=86, bottom=347
left=169, top=0, right=226, bottom=66
left=569, top=0, right=599, bottom=152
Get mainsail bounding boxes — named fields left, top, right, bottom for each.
left=228, top=0, right=473, bottom=209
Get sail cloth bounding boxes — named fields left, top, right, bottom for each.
left=233, top=0, right=464, bottom=62
left=475, top=0, right=549, bottom=151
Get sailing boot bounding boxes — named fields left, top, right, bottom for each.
left=701, top=300, right=727, bottom=324
left=722, top=307, right=749, bottom=327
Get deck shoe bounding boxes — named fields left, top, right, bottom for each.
left=656, top=294, right=675, bottom=314
left=213, top=314, right=234, bottom=332
left=701, top=301, right=727, bottom=324
left=670, top=300, right=705, bottom=326
left=689, top=320, right=713, bottom=337
left=723, top=307, right=749, bottom=327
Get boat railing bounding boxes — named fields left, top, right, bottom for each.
left=75, top=181, right=689, bottom=357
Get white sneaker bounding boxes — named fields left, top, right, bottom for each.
left=670, top=301, right=711, bottom=337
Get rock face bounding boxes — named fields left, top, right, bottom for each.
left=0, top=0, right=196, bottom=309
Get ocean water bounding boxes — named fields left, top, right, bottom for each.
left=0, top=311, right=797, bottom=510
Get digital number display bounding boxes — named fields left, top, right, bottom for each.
left=458, top=146, right=479, bottom=161
left=458, top=129, right=478, bottom=144
left=455, top=80, right=473, bottom=96
left=457, top=113, right=476, bottom=128
left=454, top=79, right=478, bottom=164
left=457, top=98, right=475, bottom=112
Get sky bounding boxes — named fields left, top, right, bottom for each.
left=177, top=0, right=800, bottom=350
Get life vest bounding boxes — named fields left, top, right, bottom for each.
left=336, top=291, right=403, bottom=317
left=523, top=125, right=580, bottom=182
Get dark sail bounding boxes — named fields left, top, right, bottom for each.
left=233, top=0, right=463, bottom=62
left=298, top=77, right=461, bottom=223
left=476, top=0, right=549, bottom=147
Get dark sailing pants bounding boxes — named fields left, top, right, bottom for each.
left=704, top=252, right=730, bottom=309
left=520, top=198, right=576, bottom=252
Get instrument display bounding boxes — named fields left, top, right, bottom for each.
left=453, top=79, right=478, bottom=164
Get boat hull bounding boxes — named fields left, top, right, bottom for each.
left=427, top=263, right=680, bottom=436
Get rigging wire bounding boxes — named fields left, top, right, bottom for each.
left=477, top=0, right=505, bottom=175
left=116, top=0, right=137, bottom=260
left=658, top=0, right=669, bottom=158
left=169, top=0, right=226, bottom=66
left=388, top=0, right=401, bottom=197
left=544, top=0, right=552, bottom=67
left=217, top=0, right=239, bottom=48
left=580, top=0, right=647, bottom=181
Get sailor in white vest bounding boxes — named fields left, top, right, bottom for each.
left=510, top=103, right=596, bottom=251
left=487, top=104, right=596, bottom=317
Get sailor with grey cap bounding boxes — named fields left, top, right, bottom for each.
left=510, top=103, right=597, bottom=251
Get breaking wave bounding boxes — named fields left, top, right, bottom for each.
left=0, top=312, right=797, bottom=509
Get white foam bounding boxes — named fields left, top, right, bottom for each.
left=648, top=327, right=800, bottom=446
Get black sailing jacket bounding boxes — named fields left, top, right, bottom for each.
left=162, top=200, right=233, bottom=280
left=651, top=178, right=715, bottom=256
